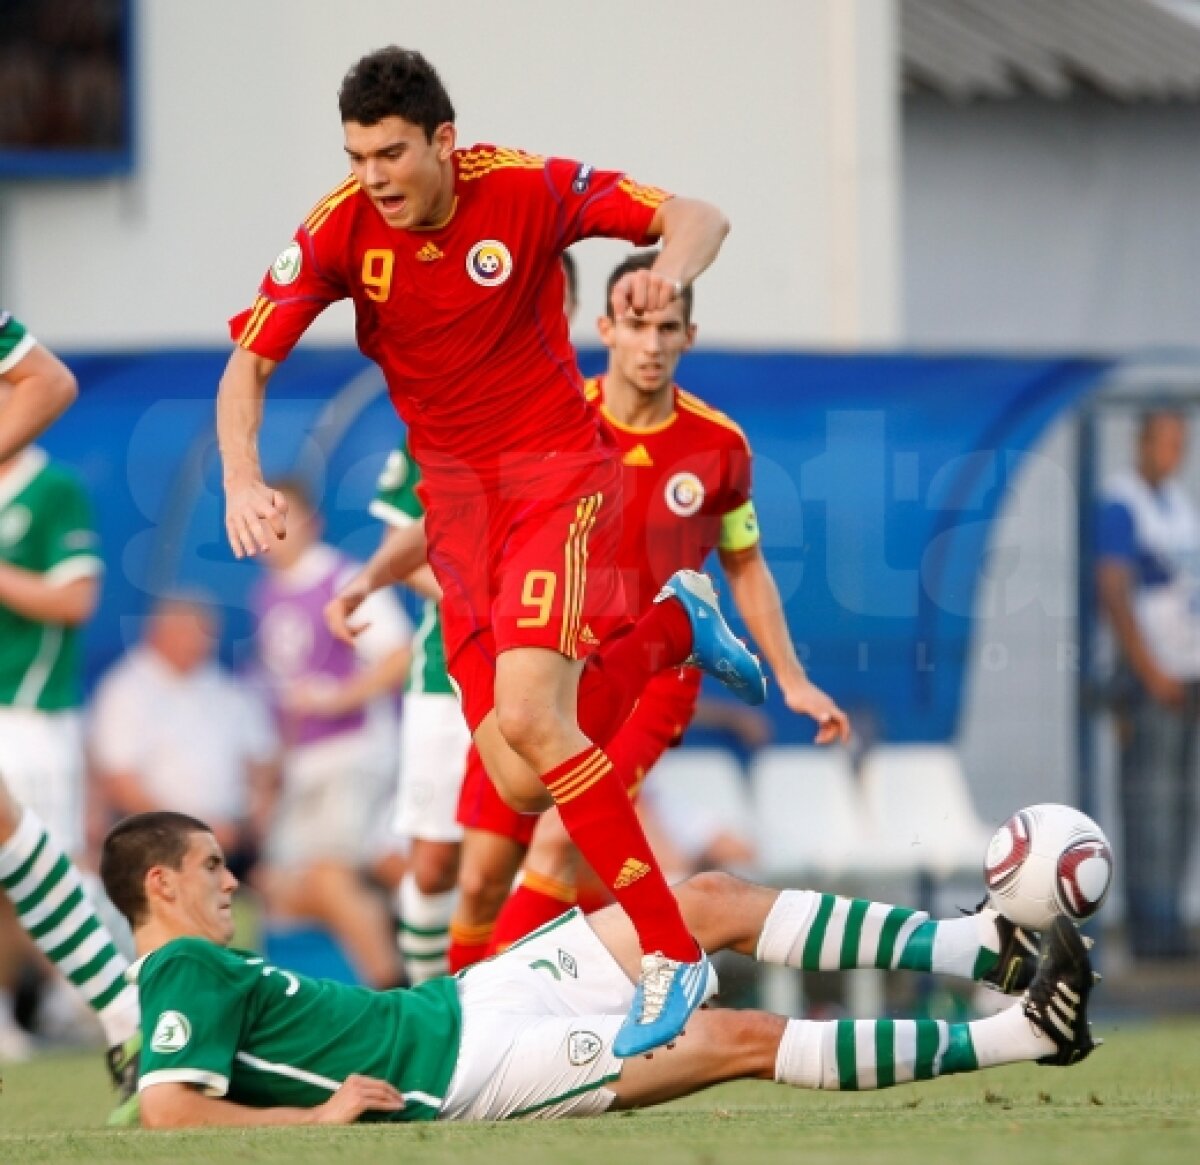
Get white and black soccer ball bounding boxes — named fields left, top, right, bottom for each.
left=984, top=803, right=1114, bottom=931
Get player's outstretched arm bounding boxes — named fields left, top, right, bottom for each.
left=718, top=544, right=850, bottom=745
left=611, top=197, right=729, bottom=317
left=0, top=340, right=78, bottom=462
left=140, top=1075, right=404, bottom=1128
left=216, top=346, right=288, bottom=559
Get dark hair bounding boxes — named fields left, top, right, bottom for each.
left=101, top=812, right=212, bottom=929
left=605, top=250, right=694, bottom=324
left=338, top=47, right=455, bottom=139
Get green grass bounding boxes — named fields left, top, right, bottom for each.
left=2, top=1021, right=1198, bottom=1165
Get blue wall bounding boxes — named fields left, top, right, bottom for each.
left=41, top=347, right=1109, bottom=743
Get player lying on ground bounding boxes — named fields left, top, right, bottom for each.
left=100, top=811, right=1097, bottom=1128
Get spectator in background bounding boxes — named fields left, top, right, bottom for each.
left=252, top=480, right=412, bottom=989
left=1096, top=409, right=1199, bottom=960
left=89, top=594, right=278, bottom=879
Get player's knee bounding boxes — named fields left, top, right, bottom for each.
left=680, top=869, right=739, bottom=911
left=493, top=698, right=563, bottom=765
left=413, top=847, right=459, bottom=894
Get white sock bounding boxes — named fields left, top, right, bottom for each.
left=968, top=1001, right=1055, bottom=1068
left=0, top=808, right=138, bottom=1047
left=774, top=1018, right=827, bottom=1089
left=397, top=874, right=456, bottom=985
left=757, top=889, right=994, bottom=981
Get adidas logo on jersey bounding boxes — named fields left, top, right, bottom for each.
left=613, top=858, right=651, bottom=890
left=623, top=443, right=654, bottom=467
left=579, top=624, right=600, bottom=647
left=416, top=242, right=445, bottom=262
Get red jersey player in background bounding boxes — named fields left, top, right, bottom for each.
left=453, top=252, right=850, bottom=959
left=216, top=47, right=772, bottom=1056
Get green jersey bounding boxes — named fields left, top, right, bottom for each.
left=370, top=443, right=454, bottom=697
left=135, top=938, right=462, bottom=1122
left=0, top=311, right=36, bottom=374
left=0, top=448, right=101, bottom=710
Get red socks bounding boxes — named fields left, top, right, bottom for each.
left=488, top=870, right=578, bottom=954
left=576, top=596, right=693, bottom=744
left=539, top=744, right=697, bottom=961
left=447, top=919, right=494, bottom=973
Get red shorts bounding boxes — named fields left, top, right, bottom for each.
left=423, top=449, right=630, bottom=732
left=455, top=667, right=702, bottom=845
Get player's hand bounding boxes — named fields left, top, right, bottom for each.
left=610, top=266, right=685, bottom=318
left=782, top=678, right=851, bottom=745
left=312, top=1074, right=405, bottom=1124
left=325, top=573, right=372, bottom=645
left=224, top=474, right=288, bottom=558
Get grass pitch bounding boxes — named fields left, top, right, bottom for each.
left=2, top=1020, right=1197, bottom=1165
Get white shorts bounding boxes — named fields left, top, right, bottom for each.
left=0, top=708, right=84, bottom=856
left=268, top=732, right=394, bottom=869
left=392, top=692, right=471, bottom=843
left=440, top=909, right=635, bottom=1121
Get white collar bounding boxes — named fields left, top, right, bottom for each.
left=271, top=542, right=340, bottom=591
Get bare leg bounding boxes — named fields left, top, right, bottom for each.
left=456, top=830, right=527, bottom=924
left=523, top=810, right=579, bottom=883
left=409, top=838, right=459, bottom=895
left=609, top=1009, right=782, bottom=1108
left=589, top=871, right=778, bottom=981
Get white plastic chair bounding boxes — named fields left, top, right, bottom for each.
left=647, top=747, right=754, bottom=841
left=750, top=746, right=872, bottom=883
left=858, top=745, right=993, bottom=880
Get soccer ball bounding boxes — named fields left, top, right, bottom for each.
left=984, top=803, right=1114, bottom=931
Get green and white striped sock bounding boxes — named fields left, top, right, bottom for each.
left=774, top=1005, right=1050, bottom=1091
left=397, top=874, right=454, bottom=985
left=757, top=889, right=1001, bottom=981
left=0, top=808, right=138, bottom=1047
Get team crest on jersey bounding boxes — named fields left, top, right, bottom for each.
left=0, top=505, right=31, bottom=548
left=151, top=1010, right=192, bottom=1054
left=270, top=242, right=303, bottom=286
left=665, top=472, right=705, bottom=517
left=568, top=1030, right=603, bottom=1066
left=466, top=240, right=513, bottom=287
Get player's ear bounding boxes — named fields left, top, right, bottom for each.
left=434, top=122, right=456, bottom=161
left=145, top=864, right=175, bottom=906
left=597, top=315, right=616, bottom=348
left=685, top=322, right=698, bottom=350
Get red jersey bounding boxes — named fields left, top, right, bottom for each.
left=230, top=146, right=669, bottom=487
left=585, top=377, right=757, bottom=615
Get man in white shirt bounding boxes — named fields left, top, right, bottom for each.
left=90, top=595, right=278, bottom=877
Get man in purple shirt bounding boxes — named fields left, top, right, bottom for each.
left=252, top=479, right=412, bottom=987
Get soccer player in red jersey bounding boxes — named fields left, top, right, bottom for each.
left=216, top=47, right=763, bottom=1056
left=457, top=252, right=850, bottom=956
